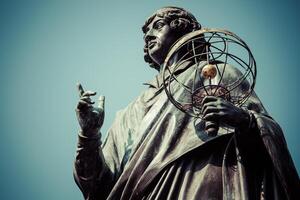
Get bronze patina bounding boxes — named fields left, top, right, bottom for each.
left=74, top=6, right=299, bottom=200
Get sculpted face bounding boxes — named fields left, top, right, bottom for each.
left=144, top=16, right=179, bottom=66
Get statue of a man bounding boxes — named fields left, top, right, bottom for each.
left=74, top=7, right=299, bottom=200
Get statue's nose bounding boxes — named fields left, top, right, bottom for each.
left=144, top=28, right=156, bottom=42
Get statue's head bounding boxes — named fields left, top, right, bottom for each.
left=142, top=6, right=201, bottom=71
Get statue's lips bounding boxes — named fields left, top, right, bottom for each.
left=148, top=41, right=157, bottom=49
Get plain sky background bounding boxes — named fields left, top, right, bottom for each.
left=0, top=0, right=299, bottom=199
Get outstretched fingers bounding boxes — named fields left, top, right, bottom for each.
left=77, top=83, right=96, bottom=97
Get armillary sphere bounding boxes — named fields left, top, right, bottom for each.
left=162, top=28, right=256, bottom=119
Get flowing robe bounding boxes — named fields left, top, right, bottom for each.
left=74, top=61, right=299, bottom=200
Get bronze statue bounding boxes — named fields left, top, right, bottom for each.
left=74, top=7, right=299, bottom=200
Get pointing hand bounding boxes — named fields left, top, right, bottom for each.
left=75, top=83, right=105, bottom=136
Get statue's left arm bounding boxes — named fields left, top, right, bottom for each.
left=201, top=65, right=300, bottom=199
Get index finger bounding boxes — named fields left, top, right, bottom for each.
left=77, top=83, right=85, bottom=97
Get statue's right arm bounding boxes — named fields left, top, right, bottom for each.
left=74, top=130, right=114, bottom=200
left=73, top=84, right=114, bottom=199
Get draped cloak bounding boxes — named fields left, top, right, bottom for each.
left=74, top=61, right=300, bottom=200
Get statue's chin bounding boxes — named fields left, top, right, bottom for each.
left=149, top=49, right=167, bottom=67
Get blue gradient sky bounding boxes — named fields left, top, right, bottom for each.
left=0, top=0, right=299, bottom=199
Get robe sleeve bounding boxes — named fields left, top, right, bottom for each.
left=73, top=112, right=132, bottom=200
left=73, top=131, right=115, bottom=200
left=221, top=63, right=299, bottom=199
left=234, top=76, right=299, bottom=199
left=251, top=109, right=300, bottom=199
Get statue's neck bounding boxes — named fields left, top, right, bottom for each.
left=158, top=52, right=180, bottom=73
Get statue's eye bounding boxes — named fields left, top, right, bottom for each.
left=154, top=21, right=165, bottom=29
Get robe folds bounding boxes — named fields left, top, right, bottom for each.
left=74, top=61, right=300, bottom=200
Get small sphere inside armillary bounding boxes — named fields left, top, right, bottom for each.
left=201, top=64, right=217, bottom=79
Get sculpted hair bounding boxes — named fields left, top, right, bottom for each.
left=142, top=7, right=202, bottom=70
